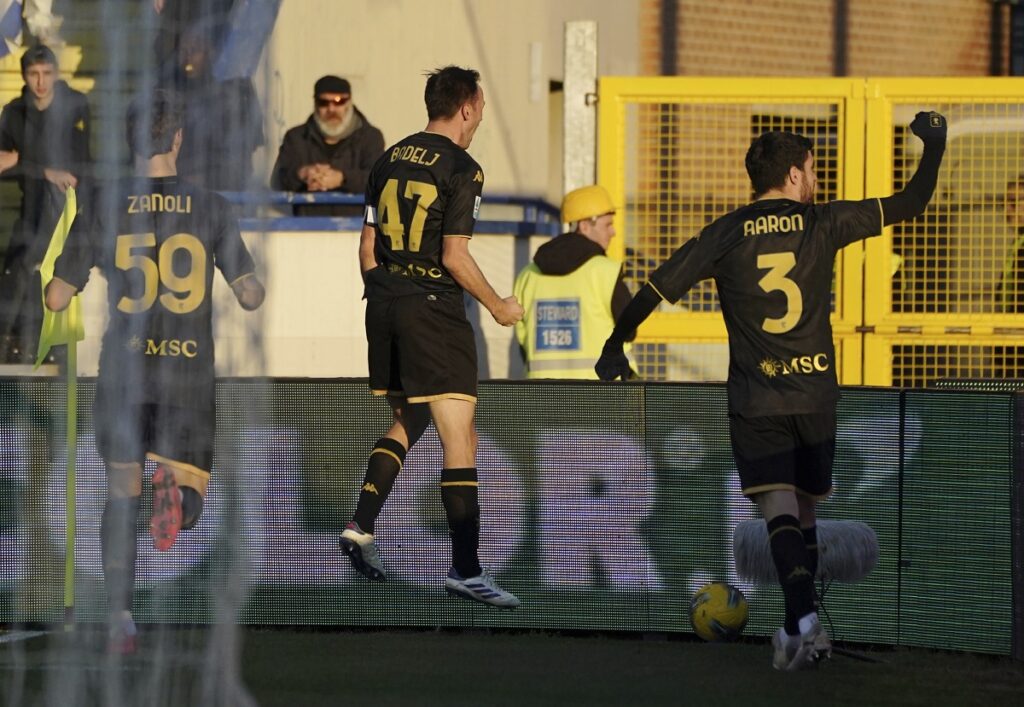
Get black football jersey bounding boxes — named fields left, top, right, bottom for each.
left=363, top=131, right=483, bottom=298
left=649, top=198, right=881, bottom=416
left=53, top=177, right=255, bottom=408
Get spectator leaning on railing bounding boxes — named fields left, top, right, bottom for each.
left=270, top=75, right=384, bottom=217
left=0, top=43, right=90, bottom=364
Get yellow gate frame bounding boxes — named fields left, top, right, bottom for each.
left=597, top=76, right=1024, bottom=386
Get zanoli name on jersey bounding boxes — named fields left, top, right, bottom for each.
left=53, top=177, right=256, bottom=408
left=649, top=197, right=880, bottom=417
left=363, top=131, right=484, bottom=299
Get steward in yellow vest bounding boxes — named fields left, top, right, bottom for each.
left=514, top=185, right=635, bottom=378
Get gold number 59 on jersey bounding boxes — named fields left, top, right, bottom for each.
left=115, top=232, right=207, bottom=314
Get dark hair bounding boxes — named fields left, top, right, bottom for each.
left=126, top=90, right=184, bottom=158
left=424, top=66, right=480, bottom=121
left=745, top=131, right=814, bottom=198
left=20, top=44, right=57, bottom=74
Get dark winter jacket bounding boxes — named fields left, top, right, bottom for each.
left=177, top=76, right=265, bottom=192
left=0, top=81, right=91, bottom=266
left=270, top=108, right=385, bottom=216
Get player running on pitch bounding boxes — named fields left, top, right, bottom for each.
left=596, top=112, right=947, bottom=669
left=46, top=90, right=265, bottom=653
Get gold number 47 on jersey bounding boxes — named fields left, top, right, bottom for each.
left=377, top=178, right=438, bottom=252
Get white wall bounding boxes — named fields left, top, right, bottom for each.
left=73, top=229, right=527, bottom=380
left=255, top=0, right=639, bottom=200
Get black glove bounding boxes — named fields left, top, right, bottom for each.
left=595, top=339, right=632, bottom=381
left=910, top=111, right=947, bottom=145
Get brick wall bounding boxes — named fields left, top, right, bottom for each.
left=641, top=0, right=994, bottom=76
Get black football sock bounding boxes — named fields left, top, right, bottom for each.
left=802, top=525, right=819, bottom=604
left=181, top=487, right=204, bottom=530
left=441, top=467, right=481, bottom=578
left=352, top=438, right=406, bottom=534
left=767, top=514, right=816, bottom=635
left=102, top=495, right=140, bottom=616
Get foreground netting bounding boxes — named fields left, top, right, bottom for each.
left=1, top=379, right=1018, bottom=659
left=1, top=3, right=275, bottom=704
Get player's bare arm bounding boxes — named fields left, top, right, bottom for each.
left=441, top=235, right=523, bottom=326
left=230, top=273, right=266, bottom=311
left=359, top=223, right=378, bottom=274
left=43, top=167, right=78, bottom=193
left=0, top=149, right=17, bottom=173
left=44, top=276, right=79, bottom=312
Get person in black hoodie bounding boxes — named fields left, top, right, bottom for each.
left=513, top=184, right=635, bottom=378
left=158, top=19, right=264, bottom=193
left=270, top=75, right=385, bottom=216
left=0, top=44, right=90, bottom=363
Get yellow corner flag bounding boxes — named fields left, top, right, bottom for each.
left=36, top=186, right=85, bottom=368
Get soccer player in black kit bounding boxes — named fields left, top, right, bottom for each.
left=45, top=91, right=265, bottom=653
left=339, top=66, right=524, bottom=608
left=597, top=112, right=947, bottom=669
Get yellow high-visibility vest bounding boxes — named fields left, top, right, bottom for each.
left=513, top=256, right=624, bottom=379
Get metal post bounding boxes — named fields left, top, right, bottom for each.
left=1012, top=2, right=1024, bottom=75
left=833, top=0, right=849, bottom=76
left=992, top=0, right=1006, bottom=75
left=563, top=21, right=598, bottom=195
left=660, top=0, right=677, bottom=76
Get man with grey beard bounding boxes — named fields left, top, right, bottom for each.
left=271, top=75, right=385, bottom=216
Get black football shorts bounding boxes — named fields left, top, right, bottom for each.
left=365, top=289, right=477, bottom=403
left=93, top=382, right=215, bottom=480
left=728, top=409, right=836, bottom=500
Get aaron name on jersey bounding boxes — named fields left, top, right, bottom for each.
left=743, top=213, right=804, bottom=237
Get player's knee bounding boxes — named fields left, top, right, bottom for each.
left=106, top=462, right=143, bottom=499
left=797, top=495, right=818, bottom=525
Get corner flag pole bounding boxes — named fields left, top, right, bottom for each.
left=63, top=337, right=77, bottom=628
left=35, top=186, right=83, bottom=629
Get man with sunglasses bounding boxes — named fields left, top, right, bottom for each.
left=271, top=75, right=384, bottom=216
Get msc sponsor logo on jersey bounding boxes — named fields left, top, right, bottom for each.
left=757, top=353, right=829, bottom=378
left=127, top=335, right=198, bottom=358
left=387, top=262, right=444, bottom=280
left=743, top=213, right=804, bottom=237
left=473, top=195, right=481, bottom=219
left=389, top=144, right=440, bottom=167
left=127, top=193, right=193, bottom=214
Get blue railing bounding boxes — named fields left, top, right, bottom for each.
left=219, top=191, right=561, bottom=237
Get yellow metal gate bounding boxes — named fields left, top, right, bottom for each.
left=598, top=77, right=1024, bottom=386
